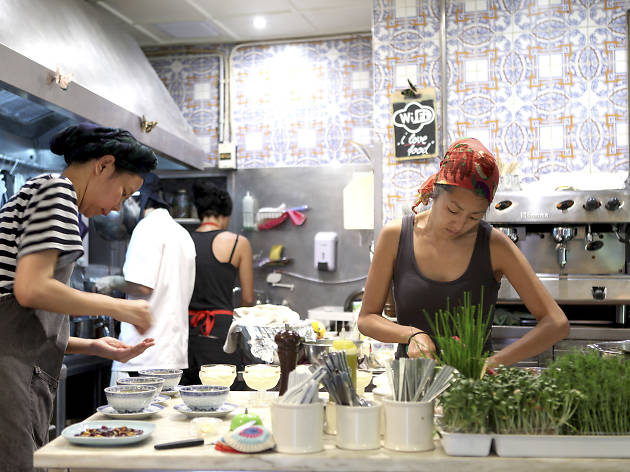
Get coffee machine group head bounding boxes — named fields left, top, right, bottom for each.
left=552, top=226, right=575, bottom=269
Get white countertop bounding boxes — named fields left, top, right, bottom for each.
left=35, top=392, right=630, bottom=471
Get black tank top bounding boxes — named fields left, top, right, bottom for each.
left=393, top=215, right=500, bottom=351
left=189, top=230, right=238, bottom=311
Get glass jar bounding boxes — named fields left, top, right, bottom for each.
left=173, top=189, right=190, bottom=218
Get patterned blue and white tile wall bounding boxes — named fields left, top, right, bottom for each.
left=373, top=0, right=628, bottom=222
left=145, top=37, right=374, bottom=168
left=144, top=0, right=628, bottom=224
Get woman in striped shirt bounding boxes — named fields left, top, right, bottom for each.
left=0, top=123, right=157, bottom=471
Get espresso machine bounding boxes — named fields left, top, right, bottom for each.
left=485, top=188, right=630, bottom=365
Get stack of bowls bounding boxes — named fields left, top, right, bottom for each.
left=116, top=376, right=165, bottom=399
left=138, top=369, right=183, bottom=391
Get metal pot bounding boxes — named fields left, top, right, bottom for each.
left=92, top=198, right=140, bottom=241
left=302, top=339, right=363, bottom=365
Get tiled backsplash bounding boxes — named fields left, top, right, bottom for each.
left=144, top=0, right=628, bottom=224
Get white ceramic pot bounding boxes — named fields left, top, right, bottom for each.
left=441, top=432, right=492, bottom=457
left=383, top=399, right=434, bottom=452
left=324, top=400, right=336, bottom=435
left=335, top=403, right=381, bottom=450
left=271, top=400, right=324, bottom=453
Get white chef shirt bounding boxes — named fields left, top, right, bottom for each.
left=112, top=208, right=196, bottom=371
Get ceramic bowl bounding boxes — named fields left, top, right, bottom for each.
left=104, top=385, right=156, bottom=413
left=179, top=385, right=229, bottom=411
left=138, top=368, right=183, bottom=388
left=116, top=376, right=165, bottom=398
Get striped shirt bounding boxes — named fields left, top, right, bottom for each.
left=0, top=174, right=84, bottom=298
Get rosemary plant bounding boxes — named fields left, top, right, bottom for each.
left=424, top=290, right=492, bottom=379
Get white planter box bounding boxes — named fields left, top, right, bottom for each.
left=441, top=432, right=492, bottom=457
left=494, top=434, right=630, bottom=458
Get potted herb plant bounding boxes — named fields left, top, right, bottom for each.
left=438, top=373, right=494, bottom=456
left=425, top=291, right=492, bottom=379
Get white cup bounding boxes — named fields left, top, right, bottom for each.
left=324, top=400, right=336, bottom=435
left=383, top=399, right=434, bottom=452
left=271, top=400, right=324, bottom=453
left=335, top=403, right=381, bottom=450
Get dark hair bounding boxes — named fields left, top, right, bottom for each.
left=431, top=183, right=454, bottom=199
left=192, top=181, right=232, bottom=218
left=49, top=123, right=157, bottom=175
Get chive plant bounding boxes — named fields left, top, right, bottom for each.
left=424, top=291, right=492, bottom=379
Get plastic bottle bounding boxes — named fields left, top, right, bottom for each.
left=242, top=191, right=255, bottom=230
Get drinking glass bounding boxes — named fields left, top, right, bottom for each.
left=356, top=369, right=373, bottom=396
left=199, top=364, right=237, bottom=388
left=243, top=364, right=280, bottom=407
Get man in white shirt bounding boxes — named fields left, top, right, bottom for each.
left=97, top=174, right=196, bottom=382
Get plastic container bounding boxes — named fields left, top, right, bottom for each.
left=493, top=434, right=630, bottom=458
left=441, top=432, right=492, bottom=456
left=242, top=192, right=255, bottom=230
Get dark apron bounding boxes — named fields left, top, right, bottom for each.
left=0, top=252, right=78, bottom=471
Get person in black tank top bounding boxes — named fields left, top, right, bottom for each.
left=180, top=182, right=254, bottom=387
left=357, top=138, right=569, bottom=368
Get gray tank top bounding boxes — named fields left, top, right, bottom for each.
left=393, top=215, right=500, bottom=350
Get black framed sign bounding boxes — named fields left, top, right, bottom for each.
left=391, top=87, right=438, bottom=160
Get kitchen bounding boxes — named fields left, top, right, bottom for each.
left=0, top=0, right=629, bottom=470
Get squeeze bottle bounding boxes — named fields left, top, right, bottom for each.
left=332, top=339, right=357, bottom=389
left=242, top=192, right=255, bottom=230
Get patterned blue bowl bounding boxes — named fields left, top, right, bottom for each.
left=179, top=385, right=229, bottom=411
left=104, top=385, right=156, bottom=413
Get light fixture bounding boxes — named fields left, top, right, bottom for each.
left=253, top=16, right=267, bottom=30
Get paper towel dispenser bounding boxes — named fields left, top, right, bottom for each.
left=314, top=232, right=338, bottom=271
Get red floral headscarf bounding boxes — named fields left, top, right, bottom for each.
left=411, top=138, right=499, bottom=213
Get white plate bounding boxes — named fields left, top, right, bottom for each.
left=96, top=403, right=164, bottom=420
left=173, top=402, right=237, bottom=418
left=153, top=394, right=170, bottom=404
left=160, top=386, right=180, bottom=397
left=62, top=420, right=155, bottom=446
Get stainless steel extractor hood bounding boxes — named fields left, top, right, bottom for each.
left=0, top=0, right=206, bottom=169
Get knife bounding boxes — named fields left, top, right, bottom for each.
left=154, top=438, right=205, bottom=450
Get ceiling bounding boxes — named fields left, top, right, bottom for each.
left=86, top=0, right=373, bottom=46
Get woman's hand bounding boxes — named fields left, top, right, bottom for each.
left=116, top=299, right=152, bottom=334
left=407, top=332, right=436, bottom=359
left=89, top=337, right=155, bottom=363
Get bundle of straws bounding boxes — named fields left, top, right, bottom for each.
left=387, top=358, right=456, bottom=402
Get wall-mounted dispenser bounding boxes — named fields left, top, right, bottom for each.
left=314, top=232, right=338, bottom=271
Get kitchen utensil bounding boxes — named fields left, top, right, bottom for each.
left=154, top=438, right=204, bottom=450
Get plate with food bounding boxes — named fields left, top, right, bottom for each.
left=62, top=420, right=155, bottom=446
left=96, top=403, right=164, bottom=420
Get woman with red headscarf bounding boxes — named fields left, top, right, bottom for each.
left=357, top=138, right=568, bottom=367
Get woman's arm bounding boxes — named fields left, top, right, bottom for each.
left=357, top=221, right=434, bottom=356
left=66, top=336, right=156, bottom=362
left=487, top=229, right=569, bottom=367
left=236, top=236, right=254, bottom=307
left=14, top=250, right=152, bottom=334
